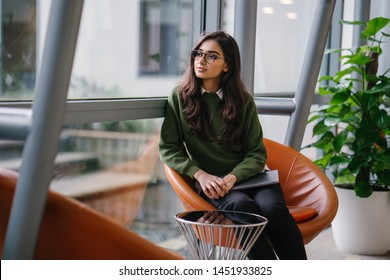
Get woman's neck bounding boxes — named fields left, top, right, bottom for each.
left=201, top=80, right=219, bottom=93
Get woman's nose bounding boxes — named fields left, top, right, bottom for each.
left=198, top=55, right=207, bottom=63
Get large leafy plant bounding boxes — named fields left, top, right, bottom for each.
left=305, top=17, right=390, bottom=198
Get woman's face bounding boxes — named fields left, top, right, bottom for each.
left=193, top=39, right=228, bottom=89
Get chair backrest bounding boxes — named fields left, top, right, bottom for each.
left=263, top=138, right=338, bottom=242
left=164, top=138, right=338, bottom=244
left=0, top=168, right=183, bottom=260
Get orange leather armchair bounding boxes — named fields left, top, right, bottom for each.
left=0, top=168, right=183, bottom=260
left=164, top=138, right=338, bottom=244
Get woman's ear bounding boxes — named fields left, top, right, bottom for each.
left=223, top=63, right=229, bottom=72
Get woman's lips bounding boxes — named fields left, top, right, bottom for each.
left=196, top=66, right=206, bottom=72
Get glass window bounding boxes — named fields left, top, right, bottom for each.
left=68, top=0, right=194, bottom=99
left=0, top=118, right=167, bottom=224
left=140, top=0, right=193, bottom=76
left=222, top=0, right=317, bottom=151
left=1, top=0, right=37, bottom=101
left=223, top=0, right=316, bottom=97
left=254, top=0, right=316, bottom=96
left=0, top=116, right=183, bottom=235
left=1, top=0, right=194, bottom=101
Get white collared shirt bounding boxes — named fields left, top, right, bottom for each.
left=201, top=87, right=223, bottom=100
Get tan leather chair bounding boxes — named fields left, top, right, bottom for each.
left=164, top=138, right=338, bottom=244
left=0, top=168, right=183, bottom=260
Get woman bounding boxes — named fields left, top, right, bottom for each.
left=159, top=31, right=307, bottom=260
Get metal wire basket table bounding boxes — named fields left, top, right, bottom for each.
left=174, top=210, right=268, bottom=260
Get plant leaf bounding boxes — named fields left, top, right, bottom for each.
left=330, top=90, right=350, bottom=105
left=376, top=170, right=390, bottom=185
left=367, top=81, right=390, bottom=93
left=318, top=75, right=334, bottom=82
left=354, top=181, right=373, bottom=198
left=329, top=154, right=350, bottom=165
left=335, top=173, right=355, bottom=185
left=339, top=19, right=365, bottom=26
left=313, top=120, right=332, bottom=136
left=348, top=155, right=365, bottom=173
left=333, top=130, right=348, bottom=152
left=324, top=48, right=344, bottom=55
left=361, top=17, right=390, bottom=37
left=314, top=152, right=333, bottom=168
left=346, top=53, right=372, bottom=65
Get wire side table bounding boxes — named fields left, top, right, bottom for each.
left=174, top=210, right=268, bottom=260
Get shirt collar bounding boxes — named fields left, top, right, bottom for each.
left=201, top=87, right=223, bottom=100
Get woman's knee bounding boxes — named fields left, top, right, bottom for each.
left=253, top=187, right=291, bottom=220
left=217, top=191, right=258, bottom=213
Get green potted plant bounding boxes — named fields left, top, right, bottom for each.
left=304, top=17, right=390, bottom=255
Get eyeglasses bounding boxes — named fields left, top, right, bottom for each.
left=192, top=50, right=224, bottom=64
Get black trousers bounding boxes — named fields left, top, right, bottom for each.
left=201, top=183, right=307, bottom=260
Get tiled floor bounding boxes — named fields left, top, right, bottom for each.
left=128, top=179, right=390, bottom=260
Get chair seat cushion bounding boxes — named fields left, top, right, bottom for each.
left=287, top=206, right=318, bottom=223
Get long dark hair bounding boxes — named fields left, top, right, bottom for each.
left=179, top=31, right=248, bottom=143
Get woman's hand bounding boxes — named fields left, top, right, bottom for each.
left=194, top=169, right=229, bottom=199
left=197, top=211, right=234, bottom=225
left=222, top=173, right=237, bottom=191
left=194, top=170, right=237, bottom=199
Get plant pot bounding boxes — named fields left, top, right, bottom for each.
left=331, top=186, right=390, bottom=255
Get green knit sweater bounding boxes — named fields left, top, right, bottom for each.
left=159, top=87, right=267, bottom=183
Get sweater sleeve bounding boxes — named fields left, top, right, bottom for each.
left=158, top=89, right=200, bottom=178
left=229, top=96, right=267, bottom=182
